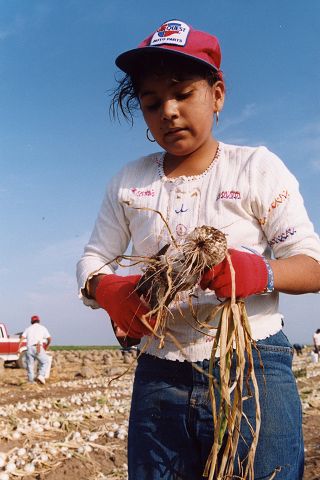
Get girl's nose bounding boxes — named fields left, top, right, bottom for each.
left=161, top=100, right=179, bottom=120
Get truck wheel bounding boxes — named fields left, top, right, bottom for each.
left=16, top=351, right=27, bottom=369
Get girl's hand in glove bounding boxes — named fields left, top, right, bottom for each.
left=95, top=274, right=155, bottom=338
left=200, top=249, right=269, bottom=298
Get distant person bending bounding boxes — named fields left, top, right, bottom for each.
left=313, top=329, right=320, bottom=354
left=18, top=315, right=51, bottom=384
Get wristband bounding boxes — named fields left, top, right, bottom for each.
left=260, top=257, right=274, bottom=294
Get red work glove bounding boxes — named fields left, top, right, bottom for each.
left=95, top=274, right=154, bottom=339
left=200, top=249, right=268, bottom=298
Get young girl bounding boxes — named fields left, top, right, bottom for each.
left=77, top=19, right=320, bottom=479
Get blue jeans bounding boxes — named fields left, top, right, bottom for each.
left=26, top=346, right=49, bottom=382
left=128, top=331, right=304, bottom=479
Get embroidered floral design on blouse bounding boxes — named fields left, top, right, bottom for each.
left=131, top=187, right=156, bottom=197
left=216, top=190, right=241, bottom=200
left=259, top=190, right=290, bottom=226
left=268, top=227, right=296, bottom=246
left=174, top=204, right=189, bottom=214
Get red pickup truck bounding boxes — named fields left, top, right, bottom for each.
left=0, top=323, right=27, bottom=368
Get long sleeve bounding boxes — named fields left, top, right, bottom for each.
left=249, top=147, right=320, bottom=261
left=76, top=170, right=132, bottom=308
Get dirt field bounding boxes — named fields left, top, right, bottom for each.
left=0, top=347, right=319, bottom=480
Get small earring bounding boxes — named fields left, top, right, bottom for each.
left=214, top=111, right=219, bottom=126
left=146, top=128, right=156, bottom=142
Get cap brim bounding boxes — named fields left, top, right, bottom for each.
left=115, top=46, right=218, bottom=75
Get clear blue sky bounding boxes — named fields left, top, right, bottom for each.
left=1, top=0, right=319, bottom=345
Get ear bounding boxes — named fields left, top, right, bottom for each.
left=212, top=80, right=225, bottom=114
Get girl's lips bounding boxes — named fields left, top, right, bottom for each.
left=164, top=128, right=186, bottom=138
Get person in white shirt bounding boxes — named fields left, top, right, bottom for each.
left=313, top=328, right=320, bottom=354
left=19, top=315, right=51, bottom=384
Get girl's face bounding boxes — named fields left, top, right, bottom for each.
left=139, top=74, right=224, bottom=158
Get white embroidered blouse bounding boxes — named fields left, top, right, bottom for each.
left=77, top=143, right=320, bottom=362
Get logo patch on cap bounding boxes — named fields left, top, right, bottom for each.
left=150, top=20, right=190, bottom=47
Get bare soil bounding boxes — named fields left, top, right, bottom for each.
left=0, top=348, right=319, bottom=479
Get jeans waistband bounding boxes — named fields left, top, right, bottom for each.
left=137, top=330, right=293, bottom=382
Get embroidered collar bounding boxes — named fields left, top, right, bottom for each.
left=157, top=144, right=221, bottom=182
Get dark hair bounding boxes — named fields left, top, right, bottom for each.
left=316, top=329, right=320, bottom=334
left=110, top=53, right=224, bottom=124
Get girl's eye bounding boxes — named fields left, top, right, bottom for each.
left=142, top=89, right=193, bottom=111
left=143, top=102, right=161, bottom=112
left=176, top=91, right=192, bottom=100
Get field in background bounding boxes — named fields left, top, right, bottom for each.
left=51, top=346, right=119, bottom=351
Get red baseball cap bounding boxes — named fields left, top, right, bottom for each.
left=31, top=315, right=40, bottom=323
left=115, top=20, right=221, bottom=75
